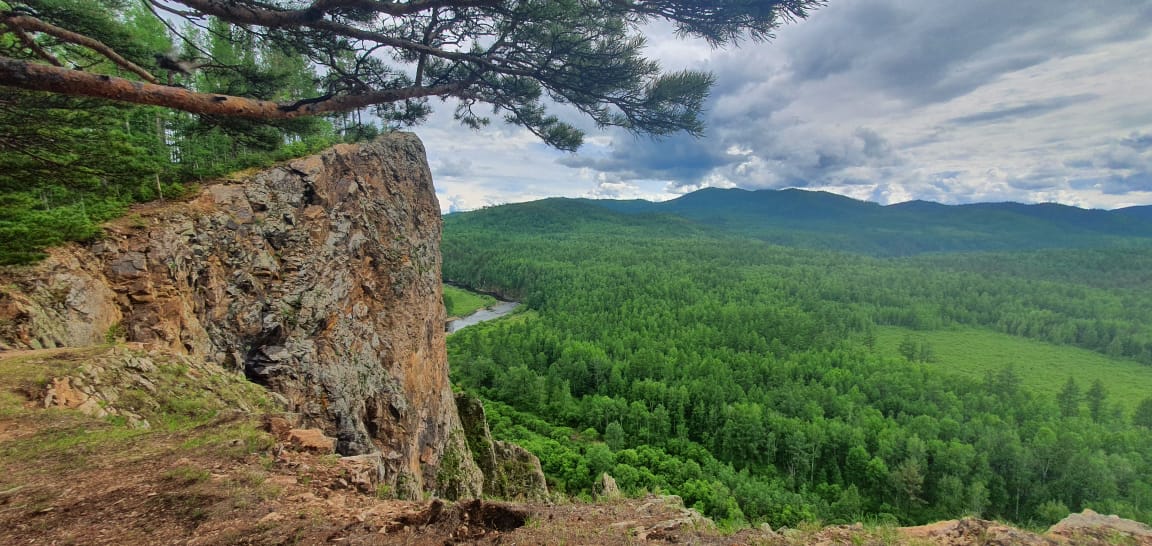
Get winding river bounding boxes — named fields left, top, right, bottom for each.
left=446, top=300, right=520, bottom=334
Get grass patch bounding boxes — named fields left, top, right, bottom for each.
left=443, top=284, right=497, bottom=317
left=180, top=421, right=275, bottom=460
left=143, top=361, right=272, bottom=430
left=1, top=347, right=277, bottom=470
left=498, top=308, right=536, bottom=325
left=0, top=412, right=150, bottom=474
left=0, top=348, right=91, bottom=386
left=875, top=326, right=1152, bottom=411
left=6, top=414, right=144, bottom=455
left=0, top=388, right=28, bottom=419
left=854, top=520, right=904, bottom=546
left=0, top=349, right=101, bottom=418
left=164, top=465, right=212, bottom=485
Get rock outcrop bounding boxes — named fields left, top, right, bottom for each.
left=12, top=345, right=269, bottom=432
left=1048, top=509, right=1152, bottom=543
left=596, top=472, right=621, bottom=499
left=456, top=392, right=549, bottom=501
left=891, top=509, right=1152, bottom=545
left=0, top=133, right=482, bottom=499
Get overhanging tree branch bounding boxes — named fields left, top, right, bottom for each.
left=1, top=0, right=825, bottom=150
left=164, top=0, right=495, bottom=68
left=1, top=14, right=158, bottom=83
left=2, top=21, right=61, bottom=66
left=306, top=0, right=502, bottom=17
left=0, top=56, right=464, bottom=118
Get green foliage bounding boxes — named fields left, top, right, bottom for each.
left=1133, top=398, right=1152, bottom=429
left=4, top=0, right=824, bottom=153
left=897, top=334, right=935, bottom=363
left=604, top=421, right=626, bottom=451
left=872, top=327, right=1152, bottom=412
left=0, top=192, right=111, bottom=264
left=103, top=322, right=125, bottom=345
left=375, top=483, right=391, bottom=499
left=1036, top=499, right=1070, bottom=526
left=0, top=2, right=364, bottom=264
left=1086, top=380, right=1108, bottom=423
left=443, top=199, right=1152, bottom=529
left=1058, top=378, right=1081, bottom=418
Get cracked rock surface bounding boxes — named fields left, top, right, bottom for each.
left=0, top=134, right=482, bottom=499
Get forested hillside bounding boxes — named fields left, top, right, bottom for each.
left=584, top=188, right=1152, bottom=255
left=441, top=196, right=1152, bottom=529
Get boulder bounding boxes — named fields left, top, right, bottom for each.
left=596, top=472, right=621, bottom=499
left=287, top=428, right=335, bottom=454
left=1048, top=509, right=1152, bottom=543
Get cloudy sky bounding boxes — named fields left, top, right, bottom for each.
left=420, top=0, right=1152, bottom=213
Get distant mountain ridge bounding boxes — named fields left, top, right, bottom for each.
left=590, top=187, right=1146, bottom=231
left=448, top=188, right=1152, bottom=256
left=576, top=187, right=1152, bottom=255
left=1116, top=204, right=1152, bottom=221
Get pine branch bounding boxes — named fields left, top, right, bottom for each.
left=1, top=14, right=158, bottom=83
left=1, top=21, right=62, bottom=66
left=0, top=56, right=465, bottom=118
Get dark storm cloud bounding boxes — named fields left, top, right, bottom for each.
left=1073, top=172, right=1152, bottom=195
left=947, top=94, right=1099, bottom=126
left=1122, top=132, right=1152, bottom=151
left=558, top=131, right=732, bottom=182
left=1101, top=172, right=1152, bottom=194
left=855, top=128, right=893, bottom=159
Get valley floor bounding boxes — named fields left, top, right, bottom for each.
left=874, top=326, right=1152, bottom=411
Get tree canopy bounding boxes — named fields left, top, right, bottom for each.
left=0, top=0, right=823, bottom=150
left=440, top=198, right=1152, bottom=527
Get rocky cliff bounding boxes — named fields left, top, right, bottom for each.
left=456, top=392, right=549, bottom=501
left=0, top=133, right=483, bottom=499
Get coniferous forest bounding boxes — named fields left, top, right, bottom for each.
left=441, top=194, right=1152, bottom=529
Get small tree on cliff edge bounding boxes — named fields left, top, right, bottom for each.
left=0, top=0, right=823, bottom=151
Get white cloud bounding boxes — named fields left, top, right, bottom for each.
left=417, top=0, right=1152, bottom=211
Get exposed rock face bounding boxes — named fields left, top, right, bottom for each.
left=491, top=441, right=549, bottom=500
left=1048, top=509, right=1152, bottom=543
left=891, top=510, right=1152, bottom=545
left=0, top=134, right=482, bottom=499
left=0, top=251, right=122, bottom=350
left=456, top=392, right=549, bottom=501
left=897, top=518, right=1050, bottom=546
left=596, top=472, right=621, bottom=499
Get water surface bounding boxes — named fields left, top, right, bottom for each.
left=446, top=301, right=520, bottom=334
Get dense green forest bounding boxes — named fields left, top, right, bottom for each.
left=0, top=0, right=384, bottom=265
left=442, top=197, right=1152, bottom=529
